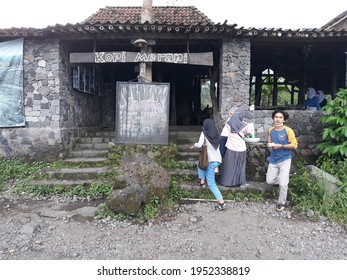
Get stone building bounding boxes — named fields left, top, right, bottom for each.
left=0, top=6, right=346, bottom=164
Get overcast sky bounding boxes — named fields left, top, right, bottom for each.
left=1, top=0, right=346, bottom=29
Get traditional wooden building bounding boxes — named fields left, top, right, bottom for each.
left=0, top=6, right=346, bottom=161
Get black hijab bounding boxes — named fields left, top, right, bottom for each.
left=202, top=119, right=220, bottom=149
left=227, top=108, right=247, bottom=133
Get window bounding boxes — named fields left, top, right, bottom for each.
left=250, top=68, right=299, bottom=109
left=71, top=66, right=104, bottom=96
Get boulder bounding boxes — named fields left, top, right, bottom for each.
left=305, top=165, right=342, bottom=196
left=106, top=153, right=171, bottom=215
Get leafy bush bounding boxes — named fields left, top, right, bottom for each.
left=289, top=163, right=347, bottom=225
left=317, top=88, right=347, bottom=160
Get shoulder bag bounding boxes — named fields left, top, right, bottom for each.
left=198, top=141, right=209, bottom=170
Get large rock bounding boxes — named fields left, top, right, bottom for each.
left=106, top=153, right=171, bottom=215
left=305, top=165, right=342, bottom=196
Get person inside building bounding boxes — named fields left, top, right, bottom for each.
left=266, top=109, right=298, bottom=212
left=303, top=87, right=321, bottom=111
left=317, top=90, right=327, bottom=108
left=190, top=118, right=226, bottom=210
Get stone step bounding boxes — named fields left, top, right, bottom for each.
left=63, top=157, right=108, bottom=163
left=179, top=180, right=276, bottom=193
left=27, top=179, right=113, bottom=188
left=82, top=130, right=115, bottom=138
left=69, top=150, right=109, bottom=158
left=77, top=142, right=110, bottom=150
left=79, top=136, right=114, bottom=144
left=46, top=167, right=114, bottom=180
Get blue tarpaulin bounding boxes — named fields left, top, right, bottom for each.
left=0, top=38, right=24, bottom=127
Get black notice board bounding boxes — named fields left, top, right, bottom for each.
left=115, top=82, right=170, bottom=145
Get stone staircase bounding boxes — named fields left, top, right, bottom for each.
left=27, top=131, right=115, bottom=188
left=27, top=128, right=273, bottom=193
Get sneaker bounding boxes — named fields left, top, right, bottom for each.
left=276, top=204, right=285, bottom=212
left=214, top=202, right=227, bottom=211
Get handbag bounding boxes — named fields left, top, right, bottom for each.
left=198, top=145, right=209, bottom=170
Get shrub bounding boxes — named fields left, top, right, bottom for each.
left=317, top=88, right=347, bottom=160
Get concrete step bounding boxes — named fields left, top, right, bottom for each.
left=27, top=179, right=113, bottom=188
left=179, top=180, right=276, bottom=193
left=69, top=150, right=109, bottom=158
left=77, top=142, right=110, bottom=150
left=46, top=167, right=114, bottom=180
left=63, top=157, right=108, bottom=163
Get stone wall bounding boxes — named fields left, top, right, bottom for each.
left=0, top=39, right=103, bottom=161
left=246, top=110, right=324, bottom=181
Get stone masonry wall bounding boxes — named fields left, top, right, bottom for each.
left=245, top=110, right=324, bottom=181
left=219, top=38, right=251, bottom=120
left=0, top=39, right=102, bottom=161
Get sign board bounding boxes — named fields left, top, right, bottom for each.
left=70, top=51, right=213, bottom=66
left=115, top=82, right=170, bottom=145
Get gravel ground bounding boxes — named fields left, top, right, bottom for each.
left=0, top=193, right=346, bottom=260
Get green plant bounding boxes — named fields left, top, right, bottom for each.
left=289, top=163, right=347, bottom=225
left=316, top=156, right=347, bottom=190
left=96, top=203, right=116, bottom=219
left=0, top=158, right=47, bottom=190
left=317, top=88, right=347, bottom=160
left=143, top=195, right=160, bottom=220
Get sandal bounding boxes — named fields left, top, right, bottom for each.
left=199, top=182, right=207, bottom=189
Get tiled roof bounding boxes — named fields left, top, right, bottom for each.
left=1, top=24, right=347, bottom=40
left=1, top=6, right=346, bottom=40
left=321, top=10, right=347, bottom=30
left=81, top=6, right=214, bottom=25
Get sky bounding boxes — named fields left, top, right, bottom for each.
left=1, top=0, right=346, bottom=30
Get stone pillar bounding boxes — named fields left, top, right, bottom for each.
left=219, top=38, right=251, bottom=122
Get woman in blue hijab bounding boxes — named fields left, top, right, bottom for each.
left=220, top=108, right=252, bottom=188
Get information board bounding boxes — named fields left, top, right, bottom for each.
left=115, top=82, right=170, bottom=145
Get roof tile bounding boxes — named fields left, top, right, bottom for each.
left=81, top=6, right=214, bottom=25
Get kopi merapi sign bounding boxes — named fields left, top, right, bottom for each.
left=70, top=51, right=213, bottom=66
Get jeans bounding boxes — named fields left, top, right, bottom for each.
left=198, top=161, right=223, bottom=200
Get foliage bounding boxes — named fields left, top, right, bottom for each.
left=143, top=195, right=161, bottom=220
left=289, top=163, right=347, bottom=225
left=14, top=183, right=113, bottom=199
left=0, top=158, right=47, bottom=190
left=316, top=156, right=347, bottom=190
left=317, top=88, right=347, bottom=160
left=250, top=73, right=299, bottom=106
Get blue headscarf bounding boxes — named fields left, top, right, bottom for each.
left=227, top=108, right=247, bottom=133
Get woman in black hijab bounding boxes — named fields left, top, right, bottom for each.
left=190, top=119, right=227, bottom=210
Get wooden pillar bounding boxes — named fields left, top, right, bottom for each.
left=298, top=46, right=309, bottom=105
left=254, top=72, right=262, bottom=106
left=140, top=0, right=153, bottom=81
left=331, top=47, right=338, bottom=99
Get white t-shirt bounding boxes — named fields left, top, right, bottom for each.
left=224, top=123, right=252, bottom=152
